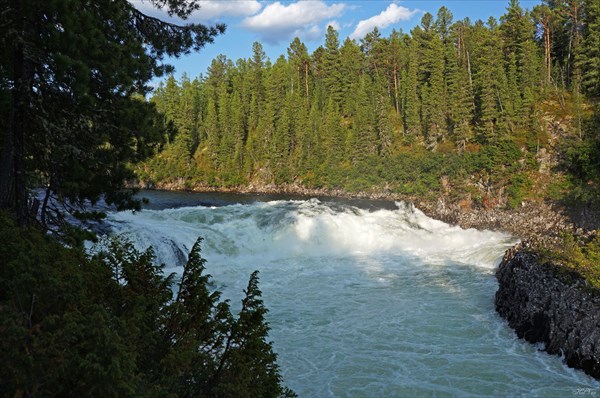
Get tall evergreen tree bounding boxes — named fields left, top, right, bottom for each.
left=287, top=37, right=311, bottom=100
left=403, top=39, right=421, bottom=142
left=532, top=4, right=556, bottom=84
left=339, top=38, right=364, bottom=116
left=578, top=0, right=600, bottom=97
left=323, top=26, right=343, bottom=106
left=447, top=24, right=475, bottom=149
left=0, top=0, right=225, bottom=225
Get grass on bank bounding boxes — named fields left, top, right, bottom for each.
left=539, top=233, right=600, bottom=289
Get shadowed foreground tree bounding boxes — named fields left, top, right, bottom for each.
left=0, top=215, right=295, bottom=397
left=0, top=0, right=225, bottom=226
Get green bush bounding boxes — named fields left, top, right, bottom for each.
left=544, top=233, right=600, bottom=289
left=0, top=213, right=294, bottom=397
left=507, top=172, right=532, bottom=209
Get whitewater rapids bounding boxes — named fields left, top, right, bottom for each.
left=102, top=194, right=600, bottom=397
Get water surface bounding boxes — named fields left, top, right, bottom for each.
left=103, top=190, right=600, bottom=397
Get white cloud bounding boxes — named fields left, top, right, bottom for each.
left=350, top=3, right=419, bottom=40
left=128, top=0, right=262, bottom=23
left=327, top=20, right=341, bottom=32
left=242, top=0, right=346, bottom=44
left=195, top=1, right=262, bottom=21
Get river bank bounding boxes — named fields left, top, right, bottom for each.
left=136, top=183, right=600, bottom=381
left=496, top=246, right=600, bottom=380
left=140, top=181, right=599, bottom=243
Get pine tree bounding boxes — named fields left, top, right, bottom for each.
left=435, top=6, right=454, bottom=43
left=323, top=97, right=345, bottom=170
left=339, top=38, right=364, bottom=116
left=175, top=74, right=200, bottom=157
left=416, top=13, right=446, bottom=148
left=323, top=26, right=343, bottom=106
left=427, top=36, right=447, bottom=148
left=291, top=93, right=311, bottom=175
left=577, top=0, right=600, bottom=97
left=473, top=19, right=506, bottom=142
left=351, top=76, right=377, bottom=163
left=230, top=91, right=247, bottom=178
left=373, top=74, right=396, bottom=157
left=532, top=4, right=556, bottom=85
left=387, top=30, right=408, bottom=115
left=218, top=80, right=235, bottom=173
left=403, top=40, right=421, bottom=142
left=0, top=0, right=225, bottom=225
left=250, top=43, right=268, bottom=126
left=287, top=37, right=310, bottom=100
left=447, top=24, right=474, bottom=149
left=209, top=271, right=296, bottom=398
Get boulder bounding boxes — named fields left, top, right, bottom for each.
left=495, top=248, right=600, bottom=379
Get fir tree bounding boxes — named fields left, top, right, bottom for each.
left=578, top=0, right=600, bottom=97
left=0, top=0, right=225, bottom=225
left=323, top=26, right=343, bottom=106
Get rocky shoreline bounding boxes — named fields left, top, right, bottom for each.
left=143, top=181, right=598, bottom=242
left=495, top=246, right=600, bottom=380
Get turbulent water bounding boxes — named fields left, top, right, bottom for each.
left=104, top=191, right=600, bottom=397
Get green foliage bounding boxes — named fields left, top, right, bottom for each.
left=543, top=233, right=600, bottom=289
left=137, top=1, right=599, bottom=210
left=559, top=106, right=600, bottom=204
left=0, top=213, right=294, bottom=397
left=506, top=172, right=532, bottom=208
left=0, top=0, right=225, bottom=225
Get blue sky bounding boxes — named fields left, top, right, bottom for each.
left=129, top=0, right=542, bottom=85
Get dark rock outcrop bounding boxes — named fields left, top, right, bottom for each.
left=495, top=247, right=600, bottom=379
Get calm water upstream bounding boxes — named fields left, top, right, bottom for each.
left=102, top=190, right=600, bottom=397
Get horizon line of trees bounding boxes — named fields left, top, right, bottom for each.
left=140, top=0, right=599, bottom=199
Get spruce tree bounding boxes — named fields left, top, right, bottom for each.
left=403, top=40, right=422, bottom=142
left=339, top=38, right=364, bottom=116
left=578, top=0, right=600, bottom=97
left=323, top=26, right=343, bottom=106
left=0, top=0, right=225, bottom=225
left=287, top=37, right=311, bottom=100
left=447, top=24, right=474, bottom=149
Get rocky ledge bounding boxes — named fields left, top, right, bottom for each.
left=142, top=181, right=600, bottom=242
left=495, top=245, right=600, bottom=379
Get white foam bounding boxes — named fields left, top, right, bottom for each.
left=105, top=200, right=516, bottom=270
left=100, top=198, right=600, bottom=397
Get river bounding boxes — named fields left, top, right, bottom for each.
left=102, top=190, right=600, bottom=397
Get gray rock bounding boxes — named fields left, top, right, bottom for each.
left=495, top=249, right=600, bottom=379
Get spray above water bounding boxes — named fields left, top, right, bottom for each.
left=107, top=199, right=515, bottom=270
left=103, top=196, right=599, bottom=397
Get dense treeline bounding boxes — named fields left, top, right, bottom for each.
left=140, top=0, right=600, bottom=207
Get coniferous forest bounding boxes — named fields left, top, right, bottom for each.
left=140, top=0, right=600, bottom=209
left=1, top=0, right=600, bottom=396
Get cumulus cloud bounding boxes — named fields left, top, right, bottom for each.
left=242, top=0, right=346, bottom=44
left=350, top=3, right=419, bottom=40
left=128, top=0, right=262, bottom=23
left=195, top=1, right=262, bottom=21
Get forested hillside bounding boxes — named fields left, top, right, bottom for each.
left=139, top=0, right=600, bottom=208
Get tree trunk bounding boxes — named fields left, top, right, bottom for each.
left=393, top=62, right=400, bottom=114
left=542, top=17, right=551, bottom=84
left=304, top=61, right=309, bottom=100
left=0, top=39, right=31, bottom=226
